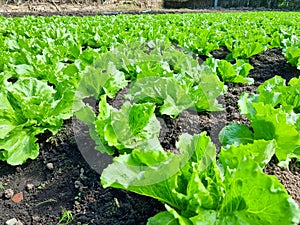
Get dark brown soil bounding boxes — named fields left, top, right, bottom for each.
left=0, top=47, right=299, bottom=225
left=249, top=48, right=300, bottom=84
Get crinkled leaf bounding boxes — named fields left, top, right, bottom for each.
left=285, top=46, right=300, bottom=68
left=0, top=92, right=23, bottom=138
left=220, top=160, right=300, bottom=225
left=234, top=60, right=253, bottom=77
left=162, top=47, right=200, bottom=77
left=104, top=132, right=300, bottom=225
left=7, top=78, right=58, bottom=122
left=101, top=133, right=215, bottom=209
left=205, top=58, right=253, bottom=84
left=101, top=149, right=188, bottom=208
left=256, top=76, right=285, bottom=107
left=219, top=140, right=276, bottom=169
left=238, top=82, right=300, bottom=164
left=231, top=42, right=267, bottom=59
left=248, top=76, right=300, bottom=113
left=282, top=77, right=300, bottom=112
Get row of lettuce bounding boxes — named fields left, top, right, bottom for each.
left=0, top=12, right=299, bottom=224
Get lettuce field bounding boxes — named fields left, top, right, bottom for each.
left=0, top=11, right=300, bottom=224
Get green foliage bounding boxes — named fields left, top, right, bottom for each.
left=0, top=78, right=72, bottom=165
left=205, top=58, right=253, bottom=84
left=285, top=46, right=300, bottom=70
left=76, top=96, right=162, bottom=155
left=0, top=12, right=299, bottom=225
left=58, top=209, right=73, bottom=225
left=101, top=133, right=300, bottom=225
left=127, top=77, right=194, bottom=117
left=127, top=69, right=225, bottom=117
left=220, top=76, right=300, bottom=165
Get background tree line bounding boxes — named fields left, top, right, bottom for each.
left=215, top=0, right=300, bottom=9
left=164, top=0, right=300, bottom=9
left=0, top=0, right=299, bottom=11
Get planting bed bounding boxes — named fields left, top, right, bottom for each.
left=0, top=46, right=299, bottom=224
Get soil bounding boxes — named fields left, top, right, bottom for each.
left=0, top=39, right=300, bottom=225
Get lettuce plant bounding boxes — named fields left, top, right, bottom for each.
left=75, top=95, right=162, bottom=155
left=101, top=132, right=300, bottom=225
left=205, top=58, right=253, bottom=84
left=127, top=67, right=225, bottom=116
left=219, top=76, right=300, bottom=166
left=0, top=78, right=73, bottom=165
left=284, top=46, right=300, bottom=70
left=126, top=77, right=194, bottom=117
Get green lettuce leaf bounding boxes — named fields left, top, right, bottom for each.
left=253, top=76, right=300, bottom=113
left=188, top=66, right=225, bottom=112
left=0, top=127, right=43, bottom=165
left=251, top=103, right=300, bottom=163
left=147, top=211, right=179, bottom=225
left=101, top=133, right=218, bottom=210
left=189, top=159, right=300, bottom=225
left=229, top=41, right=267, bottom=59
left=161, top=46, right=201, bottom=77
left=255, top=75, right=285, bottom=107
left=219, top=123, right=254, bottom=146
left=282, top=77, right=300, bottom=113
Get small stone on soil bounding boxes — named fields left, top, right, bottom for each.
left=46, top=162, right=54, bottom=170
left=32, top=216, right=41, bottom=222
left=5, top=218, right=17, bottom=225
left=5, top=218, right=23, bottom=225
left=4, top=189, right=14, bottom=199
left=26, top=183, right=34, bottom=191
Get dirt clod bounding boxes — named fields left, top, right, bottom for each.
left=11, top=192, right=24, bottom=203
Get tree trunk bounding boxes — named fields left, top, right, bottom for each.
left=214, top=0, right=218, bottom=7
